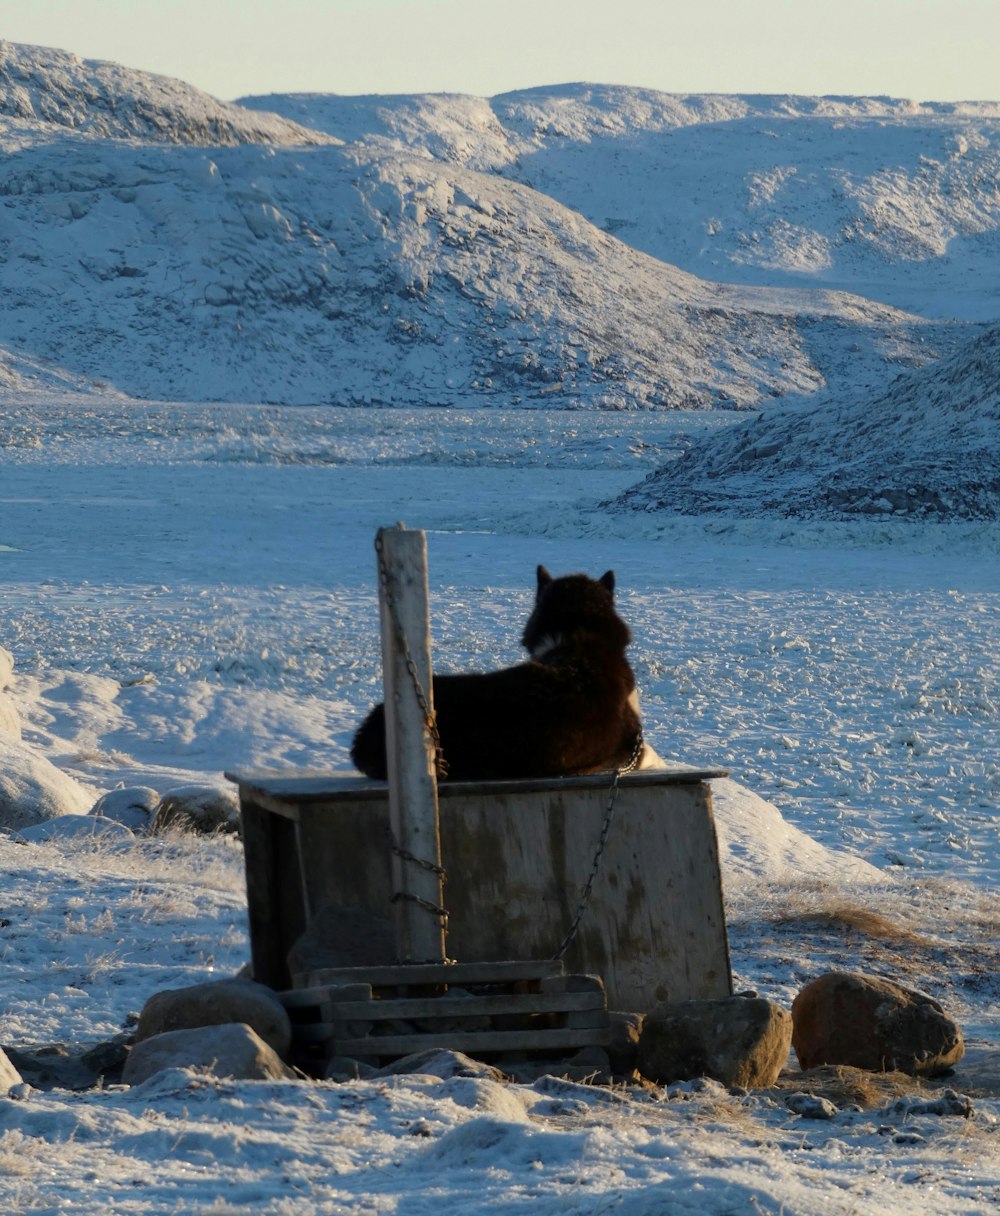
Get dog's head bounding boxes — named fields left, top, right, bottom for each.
left=521, top=565, right=631, bottom=658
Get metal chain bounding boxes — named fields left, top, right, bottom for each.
left=552, top=730, right=644, bottom=961
left=375, top=532, right=449, bottom=780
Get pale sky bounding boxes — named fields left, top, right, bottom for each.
left=1, top=0, right=997, bottom=103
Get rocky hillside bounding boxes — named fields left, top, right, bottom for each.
left=615, top=323, right=1000, bottom=520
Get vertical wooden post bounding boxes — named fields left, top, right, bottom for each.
left=376, top=524, right=447, bottom=964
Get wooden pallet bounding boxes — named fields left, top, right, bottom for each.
left=278, top=959, right=611, bottom=1064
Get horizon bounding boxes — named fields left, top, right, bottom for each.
left=1, top=0, right=999, bottom=104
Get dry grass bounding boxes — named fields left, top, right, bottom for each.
left=768, top=1065, right=931, bottom=1109
left=769, top=901, right=931, bottom=946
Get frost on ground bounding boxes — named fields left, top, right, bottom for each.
left=1, top=402, right=998, bottom=1213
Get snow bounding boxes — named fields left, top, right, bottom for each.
left=0, top=39, right=997, bottom=1216
left=1, top=401, right=998, bottom=1214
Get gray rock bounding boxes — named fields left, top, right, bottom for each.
left=791, top=972, right=965, bottom=1077
left=375, top=1049, right=505, bottom=1081
left=786, top=1091, right=839, bottom=1119
left=324, top=1055, right=379, bottom=1082
left=637, top=997, right=792, bottom=1088
left=151, top=784, right=240, bottom=835
left=89, top=786, right=160, bottom=831
left=607, top=1011, right=645, bottom=1076
left=135, top=978, right=292, bottom=1058
left=0, top=736, right=94, bottom=831
left=122, top=1023, right=295, bottom=1085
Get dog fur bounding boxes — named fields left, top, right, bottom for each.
left=350, top=565, right=648, bottom=782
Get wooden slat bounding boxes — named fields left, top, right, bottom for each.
left=330, top=1025, right=610, bottom=1057
left=318, top=990, right=605, bottom=1021
left=227, top=765, right=730, bottom=806
left=295, top=959, right=565, bottom=989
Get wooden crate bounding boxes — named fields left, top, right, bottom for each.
left=229, top=766, right=732, bottom=1013
left=278, top=959, right=610, bottom=1065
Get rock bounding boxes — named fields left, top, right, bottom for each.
left=791, top=972, right=965, bottom=1077
left=89, top=785, right=160, bottom=831
left=375, top=1049, right=505, bottom=1081
left=135, top=978, right=292, bottom=1058
left=607, top=1011, right=645, bottom=1076
left=3, top=1038, right=131, bottom=1090
left=0, top=692, right=21, bottom=740
left=286, top=904, right=395, bottom=980
left=122, top=1023, right=295, bottom=1085
left=324, top=1055, right=379, bottom=1082
left=151, top=784, right=240, bottom=835
left=0, top=736, right=95, bottom=832
left=786, top=1091, right=839, bottom=1119
left=0, top=1047, right=24, bottom=1092
left=637, top=997, right=792, bottom=1089
left=15, top=815, right=134, bottom=844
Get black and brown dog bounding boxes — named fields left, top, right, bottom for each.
left=350, top=565, right=658, bottom=781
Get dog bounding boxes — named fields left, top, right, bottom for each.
left=350, top=565, right=659, bottom=782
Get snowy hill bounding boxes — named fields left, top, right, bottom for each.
left=616, top=323, right=1000, bottom=519
left=0, top=42, right=983, bottom=408
left=0, top=40, right=329, bottom=146
left=246, top=84, right=1000, bottom=322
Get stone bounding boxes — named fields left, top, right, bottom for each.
left=324, top=1055, right=379, bottom=1082
left=0, top=1047, right=24, bottom=1092
left=376, top=1049, right=505, bottom=1081
left=791, top=972, right=965, bottom=1077
left=151, top=784, right=240, bottom=835
left=122, top=1023, right=295, bottom=1085
left=89, top=786, right=160, bottom=831
left=135, top=978, right=292, bottom=1058
left=636, top=997, right=792, bottom=1089
left=606, top=1011, right=645, bottom=1076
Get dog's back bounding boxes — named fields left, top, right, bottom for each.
left=350, top=566, right=643, bottom=782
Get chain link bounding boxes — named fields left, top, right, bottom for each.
left=552, top=730, right=644, bottom=961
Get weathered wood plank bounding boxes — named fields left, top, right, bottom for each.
left=295, top=990, right=606, bottom=1021
left=377, top=525, right=446, bottom=965
left=295, top=959, right=565, bottom=988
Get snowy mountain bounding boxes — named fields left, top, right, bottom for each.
left=616, top=322, right=1000, bottom=519
left=245, top=84, right=1000, bottom=321
left=0, top=43, right=987, bottom=408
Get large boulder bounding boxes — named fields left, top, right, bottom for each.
left=135, top=978, right=292, bottom=1058
left=122, top=1024, right=295, bottom=1085
left=151, top=784, right=240, bottom=835
left=89, top=785, right=160, bottom=832
left=791, top=972, right=964, bottom=1076
left=0, top=737, right=95, bottom=832
left=637, top=997, right=792, bottom=1088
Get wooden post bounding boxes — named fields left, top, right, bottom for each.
left=376, top=524, right=447, bottom=964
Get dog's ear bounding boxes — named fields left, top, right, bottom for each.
left=599, top=570, right=615, bottom=596
left=536, top=565, right=553, bottom=593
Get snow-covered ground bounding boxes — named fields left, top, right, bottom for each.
left=1, top=401, right=998, bottom=1213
